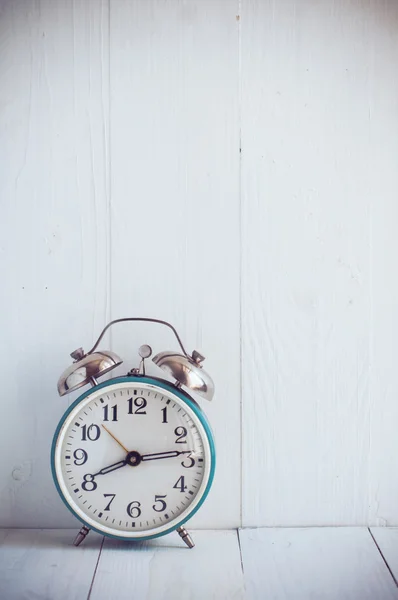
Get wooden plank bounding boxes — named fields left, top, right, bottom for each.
left=0, top=0, right=110, bottom=527
left=109, top=0, right=240, bottom=528
left=90, top=530, right=244, bottom=600
left=240, top=0, right=398, bottom=527
left=371, top=528, right=398, bottom=584
left=367, top=3, right=398, bottom=526
left=239, top=527, right=398, bottom=600
left=0, top=529, right=103, bottom=600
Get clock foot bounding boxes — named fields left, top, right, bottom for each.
left=73, top=525, right=90, bottom=547
left=177, top=526, right=195, bottom=549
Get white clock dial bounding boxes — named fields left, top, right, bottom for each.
left=53, top=381, right=212, bottom=538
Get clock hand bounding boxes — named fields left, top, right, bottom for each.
left=93, top=458, right=128, bottom=477
left=101, top=424, right=129, bottom=453
left=100, top=426, right=193, bottom=464
left=87, top=450, right=141, bottom=482
left=86, top=450, right=194, bottom=483
left=141, top=450, right=193, bottom=462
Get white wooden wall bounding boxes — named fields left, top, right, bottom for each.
left=0, top=0, right=397, bottom=529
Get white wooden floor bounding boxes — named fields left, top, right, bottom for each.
left=1, top=528, right=398, bottom=599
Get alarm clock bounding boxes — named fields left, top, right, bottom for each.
left=51, top=317, right=215, bottom=549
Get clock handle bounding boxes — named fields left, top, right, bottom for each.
left=87, top=317, right=190, bottom=358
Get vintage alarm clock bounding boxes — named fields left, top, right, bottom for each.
left=51, top=318, right=215, bottom=548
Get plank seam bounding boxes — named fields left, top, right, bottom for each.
left=368, top=527, right=398, bottom=588
left=105, top=0, right=113, bottom=338
left=236, top=528, right=245, bottom=575
left=107, top=0, right=112, bottom=334
left=238, top=0, right=243, bottom=531
left=87, top=535, right=105, bottom=599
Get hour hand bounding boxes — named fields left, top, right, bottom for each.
left=94, top=459, right=127, bottom=477
left=141, top=450, right=192, bottom=462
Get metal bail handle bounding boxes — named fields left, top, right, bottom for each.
left=57, top=317, right=215, bottom=401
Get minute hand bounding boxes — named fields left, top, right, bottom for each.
left=141, top=450, right=192, bottom=462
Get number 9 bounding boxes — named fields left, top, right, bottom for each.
left=73, top=448, right=88, bottom=466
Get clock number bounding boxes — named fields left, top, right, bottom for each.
left=81, top=424, right=100, bottom=442
left=126, top=501, right=141, bottom=518
left=152, top=495, right=167, bottom=513
left=127, top=397, right=147, bottom=415
left=174, top=426, right=187, bottom=444
left=161, top=407, right=168, bottom=423
left=134, top=397, right=147, bottom=414
left=181, top=452, right=195, bottom=468
left=173, top=476, right=187, bottom=493
left=73, top=448, right=88, bottom=466
left=103, top=493, right=116, bottom=511
left=103, top=404, right=118, bottom=422
left=82, top=474, right=97, bottom=492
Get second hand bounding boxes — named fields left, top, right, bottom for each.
left=101, top=424, right=129, bottom=453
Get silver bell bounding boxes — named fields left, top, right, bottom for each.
left=152, top=351, right=214, bottom=401
left=57, top=350, right=122, bottom=396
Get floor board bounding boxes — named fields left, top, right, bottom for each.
left=239, top=527, right=398, bottom=600
left=90, top=530, right=245, bottom=600
left=1, top=528, right=398, bottom=599
left=0, top=529, right=103, bottom=600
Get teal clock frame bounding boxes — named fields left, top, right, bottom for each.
left=51, top=375, right=216, bottom=542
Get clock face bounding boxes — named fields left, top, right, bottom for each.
left=52, top=379, right=214, bottom=539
